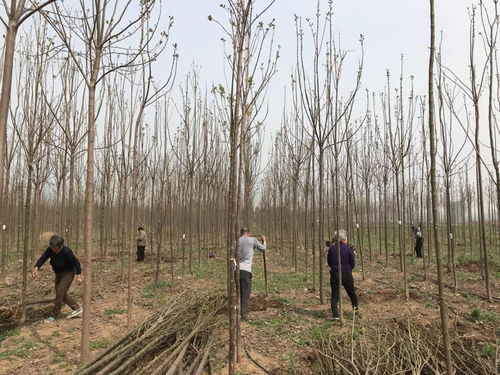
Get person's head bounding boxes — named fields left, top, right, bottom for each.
left=411, top=226, right=415, bottom=231
left=49, top=235, right=64, bottom=253
left=138, top=226, right=144, bottom=232
left=333, top=229, right=348, bottom=244
left=240, top=228, right=251, bottom=237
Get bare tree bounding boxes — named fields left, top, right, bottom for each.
left=428, top=1, right=453, bottom=373
left=46, top=0, right=168, bottom=362
left=0, top=0, right=57, bottom=237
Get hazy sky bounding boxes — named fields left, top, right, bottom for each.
left=160, top=0, right=473, bottom=134
left=100, top=0, right=492, bottom=175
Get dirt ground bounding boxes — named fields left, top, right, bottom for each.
left=0, top=244, right=498, bottom=374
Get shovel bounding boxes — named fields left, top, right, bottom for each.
left=263, top=250, right=268, bottom=297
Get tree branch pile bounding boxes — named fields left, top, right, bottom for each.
left=76, top=291, right=225, bottom=375
left=312, top=319, right=498, bottom=375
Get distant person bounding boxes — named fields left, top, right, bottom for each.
left=327, top=230, right=358, bottom=320
left=136, top=226, right=148, bottom=262
left=239, top=228, right=267, bottom=321
left=33, top=235, right=83, bottom=322
left=412, top=225, right=423, bottom=259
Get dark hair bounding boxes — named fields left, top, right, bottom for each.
left=240, top=228, right=250, bottom=236
left=49, top=235, right=64, bottom=248
left=138, top=226, right=144, bottom=231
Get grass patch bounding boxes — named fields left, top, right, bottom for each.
left=143, top=280, right=171, bottom=298
left=105, top=308, right=126, bottom=316
left=309, top=322, right=335, bottom=343
left=0, top=327, right=20, bottom=342
left=424, top=301, right=436, bottom=309
left=470, top=307, right=497, bottom=322
left=481, top=343, right=496, bottom=359
left=249, top=315, right=301, bottom=340
left=457, top=271, right=476, bottom=280
left=192, top=259, right=225, bottom=284
left=253, top=270, right=308, bottom=293
left=285, top=352, right=298, bottom=374
left=51, top=354, right=70, bottom=368
left=90, top=339, right=110, bottom=350
left=51, top=330, right=61, bottom=338
left=0, top=341, right=35, bottom=360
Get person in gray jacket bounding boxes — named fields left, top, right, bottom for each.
left=239, top=228, right=266, bottom=321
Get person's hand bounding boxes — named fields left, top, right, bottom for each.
left=32, top=267, right=39, bottom=277
left=261, top=235, right=266, bottom=243
left=75, top=274, right=84, bottom=283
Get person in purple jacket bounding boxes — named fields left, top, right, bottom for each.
left=327, top=229, right=359, bottom=320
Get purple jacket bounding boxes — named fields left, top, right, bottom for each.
left=327, top=243, right=355, bottom=272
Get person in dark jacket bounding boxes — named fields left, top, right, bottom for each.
left=136, top=226, right=147, bottom=262
left=33, top=235, right=83, bottom=322
left=327, top=229, right=359, bottom=320
left=412, top=225, right=423, bottom=259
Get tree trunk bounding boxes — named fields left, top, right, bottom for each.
left=81, top=79, right=98, bottom=363
left=20, top=163, right=33, bottom=323
left=0, top=22, right=19, bottom=229
left=428, top=2, right=453, bottom=373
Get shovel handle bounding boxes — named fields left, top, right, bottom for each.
left=263, top=251, right=268, bottom=297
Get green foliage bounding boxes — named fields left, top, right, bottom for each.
left=285, top=352, right=298, bottom=374
left=0, top=340, right=35, bottom=360
left=424, top=301, right=436, bottom=309
left=352, top=326, right=365, bottom=340
left=308, top=323, right=335, bottom=343
left=90, top=339, right=110, bottom=350
left=278, top=296, right=291, bottom=304
left=252, top=270, right=307, bottom=293
left=0, top=327, right=20, bottom=342
left=105, top=308, right=126, bottom=316
left=470, top=307, right=497, bottom=322
left=143, top=280, right=171, bottom=298
left=51, top=353, right=72, bottom=370
left=480, top=343, right=496, bottom=359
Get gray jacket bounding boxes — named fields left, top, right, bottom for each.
left=238, top=236, right=266, bottom=273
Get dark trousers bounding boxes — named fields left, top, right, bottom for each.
left=330, top=271, right=358, bottom=318
left=415, top=238, right=423, bottom=258
left=53, top=272, right=79, bottom=316
left=240, top=270, right=252, bottom=320
left=137, top=246, right=145, bottom=261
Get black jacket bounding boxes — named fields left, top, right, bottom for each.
left=34, top=246, right=82, bottom=275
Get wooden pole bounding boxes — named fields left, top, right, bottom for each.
left=263, top=250, right=268, bottom=297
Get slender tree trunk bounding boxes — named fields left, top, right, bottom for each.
left=20, top=163, right=33, bottom=323
left=318, top=149, right=325, bottom=304
left=0, top=22, right=19, bottom=228
left=81, top=78, right=98, bottom=363
left=428, top=2, right=453, bottom=373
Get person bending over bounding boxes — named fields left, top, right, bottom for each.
left=33, top=235, right=83, bottom=322
left=327, top=229, right=358, bottom=320
left=238, top=228, right=266, bottom=321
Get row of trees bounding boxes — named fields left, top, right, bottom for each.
left=0, top=0, right=498, bottom=373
